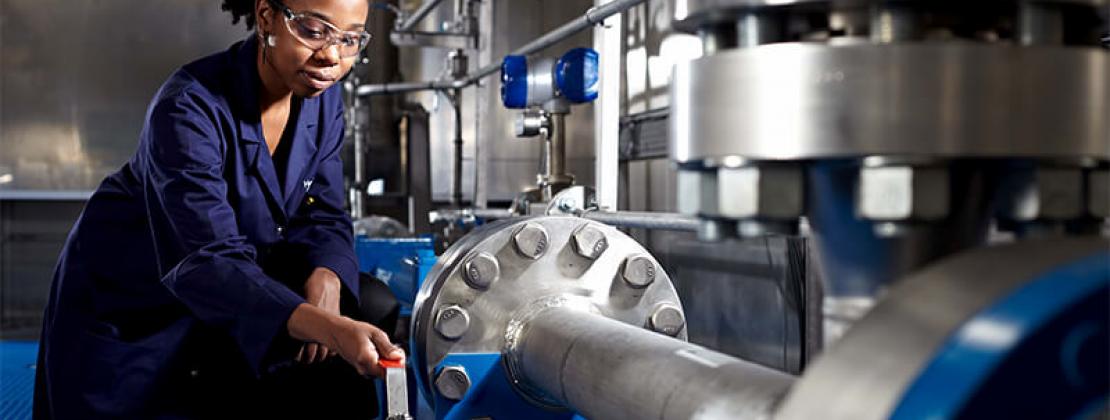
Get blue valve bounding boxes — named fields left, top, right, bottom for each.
left=555, top=48, right=599, bottom=104
left=500, top=55, right=529, bottom=109
left=500, top=48, right=599, bottom=109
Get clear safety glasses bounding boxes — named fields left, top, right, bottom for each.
left=267, top=0, right=371, bottom=58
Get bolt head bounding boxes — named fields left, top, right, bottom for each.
left=621, top=255, right=657, bottom=288
left=1089, top=169, right=1109, bottom=218
left=857, top=163, right=948, bottom=221
left=512, top=222, right=549, bottom=259
left=717, top=164, right=804, bottom=219
left=434, top=305, right=470, bottom=340
left=435, top=365, right=471, bottom=401
left=463, top=252, right=500, bottom=289
left=571, top=224, right=609, bottom=260
left=650, top=304, right=685, bottom=337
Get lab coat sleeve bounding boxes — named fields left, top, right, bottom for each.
left=143, top=89, right=305, bottom=373
left=284, top=95, right=360, bottom=302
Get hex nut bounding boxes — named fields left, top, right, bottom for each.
left=1035, top=167, right=1085, bottom=220
left=1000, top=165, right=1085, bottom=222
left=857, top=162, right=949, bottom=221
left=1089, top=168, right=1109, bottom=219
left=435, top=365, right=471, bottom=401
left=463, top=252, right=500, bottom=289
left=434, top=305, right=470, bottom=340
left=621, top=255, right=657, bottom=288
left=716, top=164, right=804, bottom=220
left=677, top=169, right=718, bottom=217
left=571, top=224, right=609, bottom=260
left=512, top=223, right=550, bottom=259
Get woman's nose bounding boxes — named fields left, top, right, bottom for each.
left=314, top=44, right=341, bottom=67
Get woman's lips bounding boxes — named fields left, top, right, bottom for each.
left=300, top=70, right=335, bottom=90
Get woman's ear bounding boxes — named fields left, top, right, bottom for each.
left=255, top=0, right=273, bottom=34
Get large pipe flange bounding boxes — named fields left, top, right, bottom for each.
left=411, top=216, right=686, bottom=406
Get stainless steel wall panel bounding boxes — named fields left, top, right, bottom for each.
left=0, top=0, right=249, bottom=191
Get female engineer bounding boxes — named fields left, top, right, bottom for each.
left=33, top=0, right=403, bottom=417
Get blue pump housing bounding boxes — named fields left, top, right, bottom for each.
left=500, top=55, right=529, bottom=109
left=555, top=47, right=599, bottom=104
left=500, top=48, right=599, bottom=108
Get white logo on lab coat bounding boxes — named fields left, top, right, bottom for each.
left=303, top=179, right=314, bottom=191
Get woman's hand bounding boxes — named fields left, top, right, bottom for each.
left=297, top=267, right=342, bottom=363
left=287, top=303, right=405, bottom=377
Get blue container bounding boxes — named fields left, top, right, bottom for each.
left=355, top=236, right=437, bottom=316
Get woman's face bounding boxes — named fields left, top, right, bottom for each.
left=256, top=0, right=369, bottom=97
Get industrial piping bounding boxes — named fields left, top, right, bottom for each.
left=355, top=0, right=645, bottom=97
left=509, top=307, right=796, bottom=420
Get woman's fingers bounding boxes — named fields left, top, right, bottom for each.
left=354, top=340, right=383, bottom=377
left=306, top=343, right=320, bottom=363
left=369, top=328, right=405, bottom=361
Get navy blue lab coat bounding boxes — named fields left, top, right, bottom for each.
left=33, top=36, right=362, bottom=418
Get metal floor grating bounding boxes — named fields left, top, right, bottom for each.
left=0, top=341, right=37, bottom=420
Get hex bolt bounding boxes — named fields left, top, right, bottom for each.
left=621, top=255, right=657, bottom=288
left=857, top=157, right=949, bottom=222
left=512, top=222, right=550, bottom=259
left=435, top=365, right=471, bottom=401
left=1089, top=168, right=1109, bottom=218
left=571, top=224, right=609, bottom=260
left=463, top=252, right=500, bottom=289
left=649, top=304, right=686, bottom=337
left=434, top=305, right=470, bottom=340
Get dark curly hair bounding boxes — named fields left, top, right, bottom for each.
left=221, top=0, right=258, bottom=29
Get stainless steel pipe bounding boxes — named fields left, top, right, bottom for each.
left=452, top=88, right=464, bottom=206
left=397, top=0, right=448, bottom=32
left=580, top=210, right=700, bottom=232
left=510, top=307, right=796, bottom=420
left=357, top=0, right=645, bottom=97
left=428, top=208, right=515, bottom=224
left=355, top=80, right=465, bottom=96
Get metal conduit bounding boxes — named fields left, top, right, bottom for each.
left=356, top=0, right=645, bottom=97
left=510, top=307, right=796, bottom=420
left=580, top=210, right=700, bottom=231
left=397, top=0, right=448, bottom=32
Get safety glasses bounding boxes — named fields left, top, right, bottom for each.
left=267, top=0, right=371, bottom=58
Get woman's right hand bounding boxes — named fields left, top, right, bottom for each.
left=286, top=303, right=405, bottom=377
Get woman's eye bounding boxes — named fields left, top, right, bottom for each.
left=298, top=27, right=324, bottom=39
left=297, top=20, right=328, bottom=39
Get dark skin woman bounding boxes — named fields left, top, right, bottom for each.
left=33, top=0, right=402, bottom=417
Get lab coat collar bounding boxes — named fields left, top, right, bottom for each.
left=232, top=36, right=263, bottom=144
left=282, top=97, right=319, bottom=212
left=230, top=35, right=321, bottom=218
left=230, top=36, right=285, bottom=220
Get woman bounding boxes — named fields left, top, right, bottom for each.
left=33, top=0, right=403, bottom=417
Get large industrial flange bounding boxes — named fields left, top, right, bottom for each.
left=777, top=237, right=1110, bottom=420
left=411, top=216, right=686, bottom=409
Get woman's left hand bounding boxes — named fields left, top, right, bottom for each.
left=298, top=267, right=342, bottom=364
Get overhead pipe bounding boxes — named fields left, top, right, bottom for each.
left=356, top=0, right=645, bottom=97
left=396, top=0, right=448, bottom=32
left=580, top=210, right=700, bottom=232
